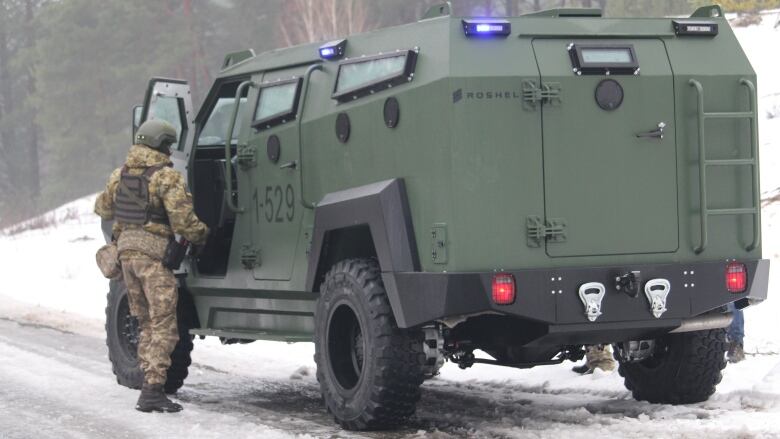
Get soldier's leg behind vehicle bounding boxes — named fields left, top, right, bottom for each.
left=586, top=344, right=615, bottom=372
left=727, top=303, right=745, bottom=344
left=136, top=257, right=180, bottom=385
left=121, top=257, right=152, bottom=375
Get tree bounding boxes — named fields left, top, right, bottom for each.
left=278, top=0, right=374, bottom=46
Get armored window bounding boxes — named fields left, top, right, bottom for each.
left=252, top=78, right=302, bottom=131
left=198, top=96, right=249, bottom=147
left=568, top=43, right=639, bottom=76
left=148, top=96, right=187, bottom=151
left=332, top=49, right=418, bottom=103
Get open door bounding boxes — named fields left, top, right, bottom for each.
left=140, top=78, right=195, bottom=181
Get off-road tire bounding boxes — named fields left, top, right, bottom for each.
left=105, top=279, right=196, bottom=394
left=617, top=329, right=727, bottom=404
left=314, top=259, right=426, bottom=430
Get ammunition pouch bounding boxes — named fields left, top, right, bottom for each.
left=96, top=242, right=121, bottom=279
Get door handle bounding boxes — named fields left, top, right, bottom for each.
left=279, top=160, right=297, bottom=170
left=635, top=122, right=666, bottom=140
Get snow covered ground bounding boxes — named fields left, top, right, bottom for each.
left=2, top=14, right=780, bottom=439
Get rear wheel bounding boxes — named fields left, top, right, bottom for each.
left=617, top=329, right=727, bottom=404
left=314, top=259, right=425, bottom=430
left=105, top=279, right=196, bottom=394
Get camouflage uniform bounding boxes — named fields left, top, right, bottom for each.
left=584, top=344, right=615, bottom=372
left=95, top=144, right=208, bottom=386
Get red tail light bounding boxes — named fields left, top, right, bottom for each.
left=725, top=262, right=747, bottom=293
left=492, top=273, right=516, bottom=305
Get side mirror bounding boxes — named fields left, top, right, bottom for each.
left=132, top=105, right=144, bottom=142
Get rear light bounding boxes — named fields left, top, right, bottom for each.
left=725, top=262, right=747, bottom=293
left=492, top=273, right=516, bottom=305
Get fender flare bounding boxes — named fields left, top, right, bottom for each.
left=306, top=179, right=420, bottom=324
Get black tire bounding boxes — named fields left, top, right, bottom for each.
left=617, top=329, right=727, bottom=404
left=105, top=279, right=196, bottom=394
left=314, top=259, right=425, bottom=431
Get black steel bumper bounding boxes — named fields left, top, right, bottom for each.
left=383, top=259, right=769, bottom=330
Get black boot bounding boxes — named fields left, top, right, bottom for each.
left=572, top=363, right=594, bottom=375
left=135, top=383, right=183, bottom=413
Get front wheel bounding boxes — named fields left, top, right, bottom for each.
left=314, top=259, right=425, bottom=431
left=617, top=329, right=727, bottom=404
left=105, top=279, right=196, bottom=394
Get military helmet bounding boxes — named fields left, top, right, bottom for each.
left=135, top=119, right=177, bottom=154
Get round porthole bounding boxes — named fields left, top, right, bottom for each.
left=383, top=97, right=400, bottom=128
left=595, top=79, right=624, bottom=111
left=336, top=112, right=351, bottom=143
left=267, top=135, right=280, bottom=163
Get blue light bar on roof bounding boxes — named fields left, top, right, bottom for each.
left=462, top=19, right=511, bottom=38
left=319, top=39, right=347, bottom=60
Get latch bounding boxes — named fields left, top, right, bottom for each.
left=526, top=216, right=567, bottom=247
left=240, top=244, right=261, bottom=269
left=431, top=223, right=448, bottom=264
left=522, top=80, right=561, bottom=110
left=237, top=144, right=257, bottom=168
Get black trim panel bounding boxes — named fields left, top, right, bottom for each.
left=306, top=179, right=420, bottom=294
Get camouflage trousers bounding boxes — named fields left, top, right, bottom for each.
left=585, top=344, right=615, bottom=371
left=120, top=253, right=179, bottom=386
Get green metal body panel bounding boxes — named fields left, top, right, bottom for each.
left=171, top=9, right=760, bottom=340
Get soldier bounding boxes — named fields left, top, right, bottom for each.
left=95, top=119, right=209, bottom=413
left=572, top=344, right=615, bottom=375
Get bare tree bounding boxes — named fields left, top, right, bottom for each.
left=278, top=0, right=374, bottom=46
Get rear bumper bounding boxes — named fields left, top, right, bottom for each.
left=383, top=259, right=769, bottom=329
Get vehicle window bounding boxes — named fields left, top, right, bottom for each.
left=335, top=55, right=406, bottom=93
left=255, top=82, right=298, bottom=122
left=149, top=96, right=186, bottom=151
left=332, top=50, right=418, bottom=103
left=198, top=96, right=248, bottom=147
left=251, top=78, right=302, bottom=130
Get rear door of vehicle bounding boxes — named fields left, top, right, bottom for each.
left=533, top=39, right=678, bottom=257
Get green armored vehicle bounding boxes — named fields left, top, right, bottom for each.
left=104, top=3, right=769, bottom=430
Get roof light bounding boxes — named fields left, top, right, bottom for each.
left=725, top=262, right=747, bottom=293
left=319, top=39, right=347, bottom=60
left=462, top=19, right=511, bottom=38
left=492, top=273, right=516, bottom=305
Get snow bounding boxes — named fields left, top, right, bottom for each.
left=2, top=14, right=780, bottom=439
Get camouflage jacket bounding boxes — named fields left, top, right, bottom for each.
left=94, top=145, right=209, bottom=251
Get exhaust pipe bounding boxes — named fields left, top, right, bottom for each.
left=670, top=313, right=733, bottom=334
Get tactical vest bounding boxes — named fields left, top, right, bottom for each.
left=114, top=165, right=170, bottom=226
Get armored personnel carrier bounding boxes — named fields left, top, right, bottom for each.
left=104, top=3, right=769, bottom=430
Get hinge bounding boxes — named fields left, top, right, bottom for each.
left=237, top=144, right=257, bottom=168
left=431, top=223, right=448, bottom=264
left=526, top=216, right=567, bottom=247
left=240, top=244, right=261, bottom=269
left=522, top=80, right=561, bottom=110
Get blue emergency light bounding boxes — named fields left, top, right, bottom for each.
left=319, top=39, right=347, bottom=60
left=462, top=19, right=511, bottom=38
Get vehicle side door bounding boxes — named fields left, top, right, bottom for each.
left=140, top=78, right=195, bottom=182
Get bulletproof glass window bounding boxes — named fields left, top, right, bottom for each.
left=148, top=96, right=186, bottom=151
left=252, top=78, right=302, bottom=131
left=332, top=50, right=418, bottom=103
left=198, top=96, right=249, bottom=147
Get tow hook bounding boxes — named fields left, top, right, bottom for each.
left=615, top=271, right=642, bottom=297
left=579, top=282, right=606, bottom=322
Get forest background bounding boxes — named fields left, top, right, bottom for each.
left=0, top=0, right=777, bottom=226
